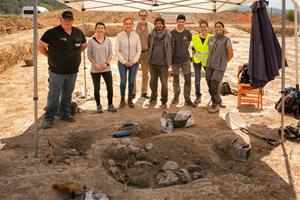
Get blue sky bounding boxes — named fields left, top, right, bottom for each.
left=269, top=0, right=294, bottom=9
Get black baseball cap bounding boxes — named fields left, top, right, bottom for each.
left=62, top=11, right=74, bottom=20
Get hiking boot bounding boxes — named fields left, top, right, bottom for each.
left=96, top=105, right=103, bottom=113
left=108, top=104, right=117, bottom=112
left=206, top=100, right=212, bottom=109
left=149, top=98, right=157, bottom=104
left=194, top=96, right=201, bottom=104
left=128, top=96, right=135, bottom=108
left=119, top=97, right=125, bottom=108
left=185, top=100, right=196, bottom=108
left=61, top=115, right=76, bottom=122
left=220, top=103, right=226, bottom=108
left=172, top=97, right=179, bottom=104
left=43, top=120, right=53, bottom=129
left=160, top=103, right=167, bottom=109
left=141, top=93, right=150, bottom=99
left=208, top=105, right=220, bottom=113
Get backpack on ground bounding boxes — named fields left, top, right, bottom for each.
left=220, top=82, right=232, bottom=96
left=275, top=87, right=300, bottom=118
left=240, top=63, right=250, bottom=84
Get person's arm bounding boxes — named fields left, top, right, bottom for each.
left=225, top=38, right=233, bottom=62
left=191, top=43, right=195, bottom=59
left=187, top=30, right=192, bottom=49
left=170, top=33, right=173, bottom=58
left=87, top=41, right=101, bottom=71
left=106, top=40, right=113, bottom=64
left=80, top=42, right=87, bottom=52
left=87, top=56, right=97, bottom=67
left=80, top=30, right=87, bottom=52
left=115, top=34, right=127, bottom=64
left=132, top=34, right=142, bottom=64
left=87, top=55, right=102, bottom=71
left=187, top=42, right=191, bottom=49
left=227, top=46, right=233, bottom=62
left=38, top=40, right=49, bottom=57
left=148, top=32, right=152, bottom=49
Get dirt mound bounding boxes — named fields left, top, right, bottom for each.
left=0, top=39, right=33, bottom=73
left=0, top=16, right=43, bottom=36
left=0, top=9, right=290, bottom=37
left=38, top=9, right=288, bottom=27
left=234, top=24, right=296, bottom=36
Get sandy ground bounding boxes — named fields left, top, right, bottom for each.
left=0, top=25, right=300, bottom=200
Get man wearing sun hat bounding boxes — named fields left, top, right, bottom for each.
left=38, top=10, right=87, bottom=128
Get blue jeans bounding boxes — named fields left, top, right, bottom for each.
left=45, top=71, right=77, bottom=121
left=193, top=62, right=204, bottom=97
left=118, top=62, right=138, bottom=97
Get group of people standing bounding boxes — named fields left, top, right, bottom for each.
left=38, top=10, right=233, bottom=129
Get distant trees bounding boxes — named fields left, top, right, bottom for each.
left=286, top=10, right=300, bottom=22
left=0, top=0, right=66, bottom=15
left=286, top=10, right=294, bottom=21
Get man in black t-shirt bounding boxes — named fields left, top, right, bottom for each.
left=171, top=14, right=195, bottom=107
left=38, top=10, right=87, bottom=128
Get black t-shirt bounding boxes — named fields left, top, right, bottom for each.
left=171, top=29, right=192, bottom=64
left=41, top=25, right=86, bottom=74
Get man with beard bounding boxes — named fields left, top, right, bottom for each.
left=147, top=17, right=172, bottom=109
left=133, top=9, right=154, bottom=99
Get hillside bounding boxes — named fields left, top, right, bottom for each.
left=0, top=0, right=66, bottom=15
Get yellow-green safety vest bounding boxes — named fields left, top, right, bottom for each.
left=192, top=33, right=213, bottom=67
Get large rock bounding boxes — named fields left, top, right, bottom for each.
left=144, top=143, right=154, bottom=151
left=215, top=136, right=251, bottom=162
left=134, top=161, right=153, bottom=167
left=162, top=161, right=178, bottom=172
left=108, top=159, right=115, bottom=167
left=128, top=144, right=140, bottom=154
left=176, top=168, right=192, bottom=183
left=109, top=166, right=120, bottom=175
left=157, top=171, right=179, bottom=186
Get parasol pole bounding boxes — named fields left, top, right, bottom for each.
left=81, top=5, right=87, bottom=98
left=281, top=0, right=286, bottom=142
left=33, top=0, right=39, bottom=157
left=294, top=4, right=299, bottom=90
left=214, top=2, right=217, bottom=25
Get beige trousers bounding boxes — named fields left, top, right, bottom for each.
left=134, top=51, right=149, bottom=95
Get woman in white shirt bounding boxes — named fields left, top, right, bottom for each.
left=115, top=17, right=141, bottom=108
left=87, top=22, right=116, bottom=113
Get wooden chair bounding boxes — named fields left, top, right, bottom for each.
left=237, top=65, right=263, bottom=110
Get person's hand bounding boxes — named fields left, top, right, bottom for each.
left=125, top=61, right=132, bottom=67
left=96, top=64, right=104, bottom=71
left=126, top=61, right=134, bottom=67
left=100, top=63, right=108, bottom=69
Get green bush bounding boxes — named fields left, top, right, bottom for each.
left=286, top=10, right=294, bottom=21
left=0, top=0, right=66, bottom=15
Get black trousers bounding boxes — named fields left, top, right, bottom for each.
left=91, top=71, right=113, bottom=106
left=205, top=67, right=225, bottom=106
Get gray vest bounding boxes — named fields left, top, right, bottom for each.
left=206, top=35, right=231, bottom=72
